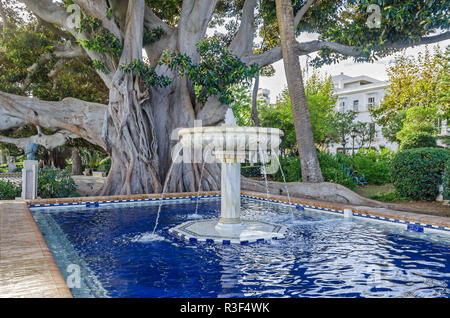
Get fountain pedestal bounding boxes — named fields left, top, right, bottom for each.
left=168, top=117, right=288, bottom=244
left=216, top=161, right=245, bottom=233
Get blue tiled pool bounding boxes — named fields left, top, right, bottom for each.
left=31, top=198, right=450, bottom=298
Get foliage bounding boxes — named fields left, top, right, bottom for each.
left=77, top=16, right=122, bottom=57
left=400, top=131, right=437, bottom=150
left=38, top=166, right=78, bottom=199
left=351, top=148, right=392, bottom=184
left=241, top=164, right=262, bottom=178
left=160, top=36, right=260, bottom=104
left=258, top=97, right=297, bottom=153
left=97, top=157, right=111, bottom=173
left=353, top=122, right=376, bottom=149
left=0, top=180, right=21, bottom=200
left=230, top=85, right=253, bottom=126
left=444, top=159, right=450, bottom=199
left=397, top=105, right=439, bottom=149
left=272, top=148, right=393, bottom=188
left=372, top=46, right=448, bottom=144
left=143, top=26, right=166, bottom=46
left=252, top=71, right=337, bottom=152
left=120, top=59, right=172, bottom=88
left=390, top=148, right=450, bottom=201
left=329, top=111, right=357, bottom=153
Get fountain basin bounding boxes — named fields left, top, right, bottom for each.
left=173, top=123, right=286, bottom=244
left=169, top=219, right=288, bottom=244
left=178, top=126, right=283, bottom=163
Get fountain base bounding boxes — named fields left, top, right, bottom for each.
left=169, top=219, right=287, bottom=245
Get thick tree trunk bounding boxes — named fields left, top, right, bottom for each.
left=275, top=0, right=323, bottom=182
left=99, top=0, right=221, bottom=196
left=71, top=148, right=82, bottom=175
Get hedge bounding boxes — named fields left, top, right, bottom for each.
left=390, top=147, right=449, bottom=201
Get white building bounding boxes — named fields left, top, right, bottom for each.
left=257, top=88, right=271, bottom=104
left=329, top=73, right=399, bottom=153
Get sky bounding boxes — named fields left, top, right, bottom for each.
left=259, top=32, right=450, bottom=103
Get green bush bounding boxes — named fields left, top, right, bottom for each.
left=390, top=148, right=450, bottom=201
left=273, top=153, right=358, bottom=189
left=0, top=180, right=21, bottom=200
left=351, top=148, right=392, bottom=185
left=97, top=157, right=111, bottom=173
left=273, top=156, right=302, bottom=182
left=241, top=164, right=262, bottom=178
left=444, top=159, right=450, bottom=200
left=38, top=167, right=79, bottom=199
left=400, top=132, right=437, bottom=150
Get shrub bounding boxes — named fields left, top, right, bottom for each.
left=444, top=159, right=450, bottom=200
left=351, top=149, right=392, bottom=184
left=273, top=156, right=302, bottom=182
left=97, top=157, right=111, bottom=173
left=38, top=167, right=79, bottom=198
left=241, top=164, right=262, bottom=178
left=400, top=132, right=437, bottom=150
left=390, top=148, right=450, bottom=201
left=0, top=180, right=21, bottom=200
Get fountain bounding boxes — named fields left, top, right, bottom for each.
left=169, top=109, right=288, bottom=244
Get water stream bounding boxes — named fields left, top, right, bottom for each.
left=192, top=158, right=207, bottom=218
left=151, top=144, right=183, bottom=236
left=272, top=150, right=294, bottom=215
left=257, top=143, right=270, bottom=200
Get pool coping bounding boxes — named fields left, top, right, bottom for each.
left=0, top=200, right=72, bottom=298
left=1, top=190, right=449, bottom=298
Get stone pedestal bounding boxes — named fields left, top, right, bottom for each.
left=21, top=160, right=38, bottom=200
left=215, top=163, right=245, bottom=233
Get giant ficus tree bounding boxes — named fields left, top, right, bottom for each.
left=0, top=0, right=448, bottom=195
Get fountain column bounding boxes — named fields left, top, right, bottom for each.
left=215, top=152, right=246, bottom=233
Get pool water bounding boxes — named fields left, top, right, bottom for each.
left=32, top=199, right=450, bottom=298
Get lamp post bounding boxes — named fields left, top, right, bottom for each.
left=350, top=127, right=358, bottom=156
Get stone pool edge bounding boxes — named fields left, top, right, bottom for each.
left=1, top=190, right=449, bottom=298
left=0, top=200, right=72, bottom=298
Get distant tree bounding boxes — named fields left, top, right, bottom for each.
left=256, top=71, right=336, bottom=154
left=354, top=122, right=376, bottom=149
left=371, top=46, right=448, bottom=145
left=331, top=111, right=357, bottom=154
left=1, top=0, right=449, bottom=194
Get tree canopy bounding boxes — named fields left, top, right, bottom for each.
left=0, top=0, right=448, bottom=194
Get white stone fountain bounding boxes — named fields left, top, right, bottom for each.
left=169, top=109, right=288, bottom=244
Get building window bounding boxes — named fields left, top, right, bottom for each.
left=353, top=100, right=359, bottom=112
left=367, top=97, right=375, bottom=109
left=339, top=101, right=345, bottom=112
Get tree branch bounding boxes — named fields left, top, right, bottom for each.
left=73, top=0, right=122, bottom=42
left=0, top=131, right=78, bottom=150
left=243, top=31, right=450, bottom=66
left=144, top=6, right=173, bottom=35
left=21, top=0, right=115, bottom=88
left=229, top=0, right=257, bottom=57
left=0, top=91, right=107, bottom=149
left=293, top=0, right=315, bottom=28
